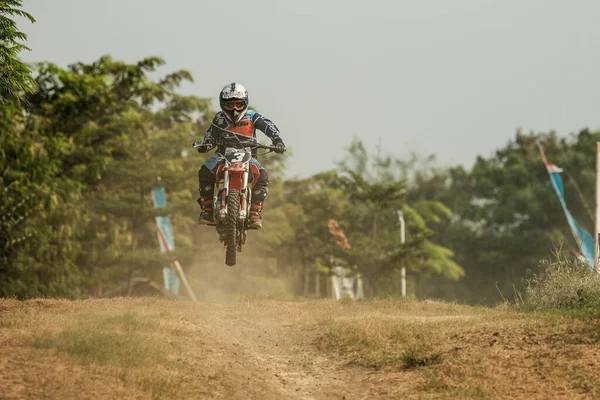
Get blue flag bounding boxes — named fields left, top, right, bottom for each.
left=546, top=162, right=595, bottom=268
left=152, top=186, right=180, bottom=295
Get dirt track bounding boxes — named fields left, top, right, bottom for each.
left=0, top=298, right=399, bottom=400
left=2, top=298, right=600, bottom=399
left=187, top=301, right=386, bottom=399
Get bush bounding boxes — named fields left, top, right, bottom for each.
left=524, top=257, right=600, bottom=310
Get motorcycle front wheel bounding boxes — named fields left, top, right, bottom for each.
left=225, top=189, right=240, bottom=266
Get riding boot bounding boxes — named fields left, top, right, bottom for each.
left=198, top=198, right=215, bottom=225
left=198, top=167, right=216, bottom=226
left=248, top=202, right=263, bottom=230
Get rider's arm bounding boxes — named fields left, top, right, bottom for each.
left=252, top=113, right=284, bottom=145
left=194, top=114, right=221, bottom=152
left=203, top=114, right=222, bottom=144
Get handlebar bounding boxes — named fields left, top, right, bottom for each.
left=192, top=129, right=284, bottom=154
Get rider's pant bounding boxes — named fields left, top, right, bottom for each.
left=197, top=154, right=269, bottom=209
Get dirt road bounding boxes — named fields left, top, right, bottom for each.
left=183, top=300, right=386, bottom=399
left=1, top=298, right=600, bottom=399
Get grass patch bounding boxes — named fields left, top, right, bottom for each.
left=318, top=312, right=452, bottom=369
left=315, top=299, right=600, bottom=398
left=33, top=312, right=166, bottom=367
left=419, top=370, right=449, bottom=391
left=418, top=369, right=491, bottom=400
left=524, top=257, right=600, bottom=311
left=121, top=372, right=191, bottom=400
left=401, top=346, right=442, bottom=369
left=570, top=366, right=600, bottom=396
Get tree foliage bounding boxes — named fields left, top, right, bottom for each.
left=0, top=55, right=212, bottom=298
left=0, top=0, right=36, bottom=104
left=271, top=138, right=464, bottom=297
left=1, top=42, right=596, bottom=301
left=410, top=129, right=600, bottom=304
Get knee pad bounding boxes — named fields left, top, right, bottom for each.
left=198, top=166, right=215, bottom=197
left=256, top=169, right=269, bottom=187
left=253, top=170, right=269, bottom=203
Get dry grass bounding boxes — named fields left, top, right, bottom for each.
left=316, top=299, right=600, bottom=399
left=0, top=298, right=216, bottom=399
left=1, top=297, right=600, bottom=399
left=524, top=258, right=600, bottom=311
left=33, top=313, right=167, bottom=366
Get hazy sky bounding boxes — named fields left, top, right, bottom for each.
left=19, top=0, right=600, bottom=177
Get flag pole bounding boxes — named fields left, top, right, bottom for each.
left=565, top=170, right=595, bottom=224
left=536, top=140, right=584, bottom=257
left=156, top=226, right=198, bottom=301
left=595, top=142, right=600, bottom=272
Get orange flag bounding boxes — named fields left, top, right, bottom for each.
left=328, top=219, right=351, bottom=249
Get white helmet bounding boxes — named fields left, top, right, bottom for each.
left=219, top=82, right=249, bottom=124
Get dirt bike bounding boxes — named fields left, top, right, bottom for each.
left=193, top=130, right=281, bottom=266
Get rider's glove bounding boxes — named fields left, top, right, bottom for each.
left=198, top=144, right=214, bottom=153
left=194, top=138, right=215, bottom=153
left=273, top=141, right=286, bottom=154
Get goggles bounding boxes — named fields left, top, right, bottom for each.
left=223, top=100, right=246, bottom=111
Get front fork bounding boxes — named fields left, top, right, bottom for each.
left=215, top=169, right=250, bottom=223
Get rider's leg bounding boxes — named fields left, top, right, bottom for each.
left=248, top=159, right=268, bottom=230
left=197, top=155, right=220, bottom=225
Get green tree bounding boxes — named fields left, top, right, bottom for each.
left=0, top=106, right=85, bottom=297
left=337, top=140, right=463, bottom=295
left=269, top=138, right=463, bottom=297
left=0, top=0, right=36, bottom=103
left=410, top=129, right=600, bottom=304
left=0, top=55, right=212, bottom=298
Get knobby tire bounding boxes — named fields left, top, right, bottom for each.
left=225, top=189, right=240, bottom=266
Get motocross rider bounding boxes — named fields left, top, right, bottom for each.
left=195, top=82, right=286, bottom=230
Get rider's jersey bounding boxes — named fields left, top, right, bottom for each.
left=204, top=110, right=283, bottom=149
